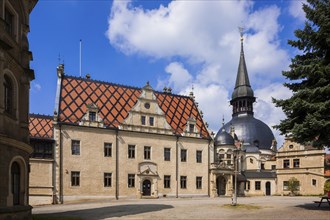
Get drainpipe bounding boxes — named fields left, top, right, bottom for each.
left=115, top=129, right=119, bottom=200
left=176, top=135, right=179, bottom=198
left=59, top=124, right=63, bottom=204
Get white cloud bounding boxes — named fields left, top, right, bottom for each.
left=31, top=82, right=42, bottom=93
left=254, top=83, right=292, bottom=147
left=107, top=0, right=292, bottom=147
left=165, top=62, right=193, bottom=91
left=288, top=0, right=306, bottom=22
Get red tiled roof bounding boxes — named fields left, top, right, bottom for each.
left=58, top=76, right=209, bottom=138
left=29, top=114, right=53, bottom=139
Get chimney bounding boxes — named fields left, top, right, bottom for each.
left=86, top=74, right=91, bottom=79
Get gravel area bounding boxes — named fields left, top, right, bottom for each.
left=32, top=196, right=330, bottom=219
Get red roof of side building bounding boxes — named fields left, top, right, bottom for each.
left=57, top=75, right=210, bottom=138
left=29, top=114, right=53, bottom=139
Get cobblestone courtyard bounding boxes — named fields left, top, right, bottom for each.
left=33, top=196, right=329, bottom=219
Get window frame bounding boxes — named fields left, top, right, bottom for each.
left=189, top=124, right=194, bottom=133
left=89, top=111, right=96, bottom=121
left=255, top=181, right=261, bottom=190
left=196, top=176, right=202, bottom=189
left=128, top=174, right=135, bottom=188
left=164, top=148, right=171, bottom=161
left=104, top=173, right=112, bottom=187
left=293, top=159, right=300, bottom=168
left=283, top=181, right=289, bottom=190
left=181, top=149, right=187, bottom=162
left=196, top=150, right=202, bottom=163
left=149, top=116, right=154, bottom=126
left=71, top=171, right=80, bottom=186
left=128, top=145, right=135, bottom=159
left=141, top=115, right=146, bottom=125
left=144, top=146, right=151, bottom=160
left=71, top=140, right=80, bottom=155
left=104, top=143, right=112, bottom=157
left=180, top=176, right=187, bottom=189
left=283, top=159, right=290, bottom=168
left=164, top=175, right=171, bottom=188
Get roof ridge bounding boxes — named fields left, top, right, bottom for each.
left=64, top=75, right=193, bottom=99
left=29, top=113, right=53, bottom=119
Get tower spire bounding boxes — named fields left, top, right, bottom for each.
left=230, top=28, right=256, bottom=117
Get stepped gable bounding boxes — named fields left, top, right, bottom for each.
left=58, top=75, right=209, bottom=138
left=29, top=114, right=53, bottom=139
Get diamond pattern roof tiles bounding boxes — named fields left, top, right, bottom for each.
left=29, top=114, right=53, bottom=139
left=58, top=75, right=209, bottom=138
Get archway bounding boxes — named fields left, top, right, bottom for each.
left=11, top=162, right=20, bottom=205
left=266, top=182, right=271, bottom=196
left=216, top=176, right=226, bottom=196
left=142, top=179, right=151, bottom=196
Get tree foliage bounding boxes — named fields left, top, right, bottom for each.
left=273, top=0, right=330, bottom=148
left=288, top=177, right=300, bottom=195
left=324, top=180, right=330, bottom=193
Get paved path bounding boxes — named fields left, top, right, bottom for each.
left=33, top=196, right=330, bottom=219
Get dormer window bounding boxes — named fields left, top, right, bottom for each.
left=149, top=117, right=154, bottom=126
left=189, top=124, right=194, bottom=133
left=89, top=111, right=96, bottom=121
left=141, top=116, right=146, bottom=125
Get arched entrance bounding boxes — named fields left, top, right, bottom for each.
left=11, top=162, right=20, bottom=205
left=216, top=176, right=226, bottom=196
left=266, top=182, right=271, bottom=196
left=142, top=179, right=151, bottom=196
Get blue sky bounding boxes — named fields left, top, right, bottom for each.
left=29, top=0, right=306, bottom=146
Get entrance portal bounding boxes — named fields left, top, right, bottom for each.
left=142, top=179, right=151, bottom=196
left=216, top=176, right=226, bottom=196
left=266, top=182, right=271, bottom=196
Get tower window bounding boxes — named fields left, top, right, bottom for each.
left=5, top=7, right=14, bottom=36
left=4, top=75, right=13, bottom=115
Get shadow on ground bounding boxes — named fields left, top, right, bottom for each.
left=34, top=204, right=173, bottom=220
left=296, top=203, right=330, bottom=211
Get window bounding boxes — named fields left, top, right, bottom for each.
left=11, top=162, right=20, bottom=205
left=250, top=158, right=253, bottom=163
left=144, top=146, right=151, bottom=160
left=255, top=181, right=261, bottom=190
left=4, top=75, right=13, bottom=114
left=104, top=173, right=112, bottom=187
left=196, top=150, right=202, bottom=163
left=283, top=159, right=290, bottom=168
left=128, top=174, right=135, bottom=187
left=271, top=165, right=276, bottom=170
left=104, top=143, right=112, bottom=157
left=189, top=124, right=194, bottom=133
left=144, top=103, right=150, bottom=109
left=245, top=181, right=250, bottom=190
left=164, top=148, right=171, bottom=161
left=181, top=149, right=187, bottom=162
left=164, top=175, right=171, bottom=188
left=5, top=7, right=14, bottom=36
left=149, top=117, right=154, bottom=126
left=89, top=111, right=96, bottom=121
left=196, top=176, right=202, bottom=189
left=261, top=163, right=265, bottom=170
left=312, top=179, right=316, bottom=186
left=283, top=181, right=289, bottom=190
left=71, top=171, right=80, bottom=186
left=128, top=145, right=135, bottom=159
left=293, top=159, right=300, bottom=168
left=141, top=116, right=146, bottom=125
left=30, top=140, right=53, bottom=159
left=71, top=140, right=80, bottom=155
left=180, top=176, right=187, bottom=189
left=226, top=154, right=231, bottom=159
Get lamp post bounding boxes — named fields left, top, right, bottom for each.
left=232, top=149, right=239, bottom=206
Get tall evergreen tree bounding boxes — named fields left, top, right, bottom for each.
left=273, top=0, right=330, bottom=148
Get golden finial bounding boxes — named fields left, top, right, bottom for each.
left=238, top=26, right=244, bottom=42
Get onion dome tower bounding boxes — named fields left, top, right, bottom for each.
left=215, top=29, right=276, bottom=152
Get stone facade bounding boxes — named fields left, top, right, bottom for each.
left=0, top=0, right=37, bottom=219
left=276, top=137, right=326, bottom=195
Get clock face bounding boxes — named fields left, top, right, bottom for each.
left=144, top=103, right=150, bottom=109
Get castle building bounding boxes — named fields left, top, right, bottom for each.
left=0, top=0, right=38, bottom=219
left=28, top=35, right=329, bottom=205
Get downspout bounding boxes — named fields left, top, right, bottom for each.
left=176, top=135, right=179, bottom=198
left=115, top=129, right=119, bottom=200
left=59, top=124, right=63, bottom=204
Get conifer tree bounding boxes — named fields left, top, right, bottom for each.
left=273, top=0, right=330, bottom=148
